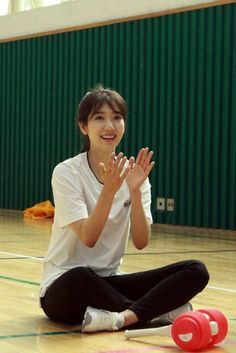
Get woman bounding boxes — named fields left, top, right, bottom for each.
left=40, top=85, right=209, bottom=332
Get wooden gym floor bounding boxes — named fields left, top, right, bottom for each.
left=0, top=209, right=235, bottom=353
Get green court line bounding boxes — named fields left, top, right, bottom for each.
left=0, top=275, right=40, bottom=286
left=0, top=329, right=81, bottom=340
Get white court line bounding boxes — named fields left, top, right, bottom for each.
left=1, top=250, right=236, bottom=294
left=207, top=285, right=236, bottom=294
left=0, top=251, right=43, bottom=261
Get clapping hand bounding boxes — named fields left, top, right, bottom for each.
left=99, top=152, right=130, bottom=194
left=99, top=148, right=154, bottom=194
left=126, top=148, right=154, bottom=192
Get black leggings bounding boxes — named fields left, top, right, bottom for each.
left=40, top=259, right=209, bottom=325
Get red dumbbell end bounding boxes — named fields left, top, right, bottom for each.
left=171, top=311, right=212, bottom=351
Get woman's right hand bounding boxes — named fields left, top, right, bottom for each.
left=99, top=152, right=130, bottom=194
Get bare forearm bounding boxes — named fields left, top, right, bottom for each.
left=71, top=187, right=115, bottom=247
left=130, top=190, right=151, bottom=249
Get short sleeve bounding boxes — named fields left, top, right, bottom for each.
left=140, top=178, right=153, bottom=224
left=52, top=163, right=88, bottom=228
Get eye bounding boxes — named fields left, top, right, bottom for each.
left=114, top=115, right=123, bottom=121
left=94, top=115, right=104, bottom=120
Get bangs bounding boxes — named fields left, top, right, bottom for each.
left=91, top=96, right=124, bottom=117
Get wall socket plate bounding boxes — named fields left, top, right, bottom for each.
left=167, top=198, right=174, bottom=211
left=156, top=197, right=165, bottom=211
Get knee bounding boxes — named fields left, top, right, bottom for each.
left=67, top=266, right=97, bottom=285
left=188, top=260, right=210, bottom=290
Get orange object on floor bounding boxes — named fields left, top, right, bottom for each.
left=23, top=200, right=54, bottom=219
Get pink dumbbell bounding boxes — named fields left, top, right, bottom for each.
left=125, top=308, right=228, bottom=351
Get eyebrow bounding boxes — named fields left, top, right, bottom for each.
left=93, top=110, right=122, bottom=114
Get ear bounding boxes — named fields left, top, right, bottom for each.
left=79, top=122, right=88, bottom=135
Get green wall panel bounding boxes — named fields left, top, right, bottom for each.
left=0, top=4, right=235, bottom=229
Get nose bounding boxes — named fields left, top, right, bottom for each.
left=104, top=119, right=115, bottom=130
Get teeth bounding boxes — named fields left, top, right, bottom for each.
left=102, top=136, right=115, bottom=139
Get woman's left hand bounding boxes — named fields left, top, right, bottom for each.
left=126, top=148, right=155, bottom=192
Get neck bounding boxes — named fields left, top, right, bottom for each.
left=87, top=148, right=114, bottom=166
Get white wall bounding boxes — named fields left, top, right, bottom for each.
left=0, top=0, right=234, bottom=42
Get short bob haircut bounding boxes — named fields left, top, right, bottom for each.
left=76, top=85, right=127, bottom=152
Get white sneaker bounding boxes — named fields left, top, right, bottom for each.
left=151, top=302, right=193, bottom=325
left=81, top=306, right=124, bottom=332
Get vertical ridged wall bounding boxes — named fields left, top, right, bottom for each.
left=0, top=4, right=235, bottom=229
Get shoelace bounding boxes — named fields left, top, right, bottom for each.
left=99, top=311, right=118, bottom=330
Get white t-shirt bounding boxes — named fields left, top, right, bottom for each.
left=40, top=152, right=153, bottom=297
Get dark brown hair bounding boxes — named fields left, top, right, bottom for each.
left=76, top=85, right=127, bottom=152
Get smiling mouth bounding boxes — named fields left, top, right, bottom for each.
left=101, top=135, right=116, bottom=141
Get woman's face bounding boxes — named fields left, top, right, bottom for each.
left=79, top=103, right=125, bottom=153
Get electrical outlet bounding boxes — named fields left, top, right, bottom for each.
left=156, top=197, right=165, bottom=211
left=167, top=198, right=174, bottom=211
